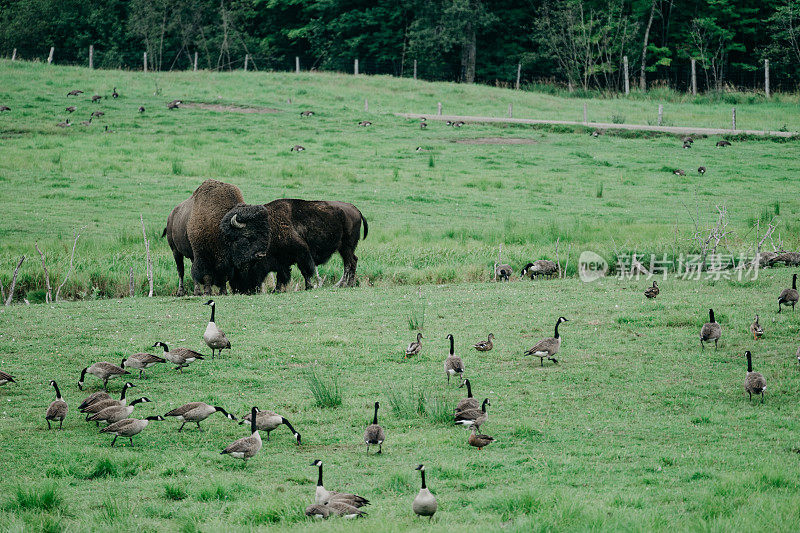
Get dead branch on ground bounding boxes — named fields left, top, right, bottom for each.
left=4, top=256, right=26, bottom=306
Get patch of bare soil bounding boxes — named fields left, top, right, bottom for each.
left=454, top=137, right=538, bottom=145
left=182, top=102, right=280, bottom=114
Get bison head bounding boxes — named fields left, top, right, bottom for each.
left=220, top=203, right=271, bottom=267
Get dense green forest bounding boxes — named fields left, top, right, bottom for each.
left=1, top=0, right=798, bottom=91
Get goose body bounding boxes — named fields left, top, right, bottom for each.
left=165, top=402, right=236, bottom=431
left=79, top=362, right=129, bottom=390
left=311, top=459, right=370, bottom=507
left=455, top=379, right=479, bottom=414
left=0, top=371, right=15, bottom=386
left=80, top=382, right=135, bottom=415
left=112, top=87, right=119, bottom=98
left=770, top=252, right=800, bottom=266
left=444, top=334, right=464, bottom=383
left=91, top=95, right=101, bottom=102
left=138, top=106, right=145, bottom=113
left=291, top=144, right=305, bottom=151
left=468, top=426, right=495, bottom=450
left=495, top=264, right=512, bottom=281
left=87, top=397, right=151, bottom=425
left=221, top=406, right=261, bottom=461
left=521, top=260, right=558, bottom=279
left=454, top=398, right=490, bottom=431
left=363, top=401, right=385, bottom=454
left=778, top=274, right=799, bottom=313
left=56, top=119, right=70, bottom=127
left=121, top=353, right=166, bottom=378
left=0, top=105, right=9, bottom=112
left=101, top=415, right=164, bottom=446
left=700, top=309, right=722, bottom=350
left=412, top=465, right=437, bottom=519
left=473, top=334, right=494, bottom=352
left=644, top=281, right=659, bottom=299
left=65, top=106, right=76, bottom=113
left=674, top=169, right=686, bottom=176
left=743, top=351, right=766, bottom=402
left=405, top=333, right=423, bottom=357
left=202, top=300, right=231, bottom=357
left=716, top=140, right=731, bottom=147
left=45, top=380, right=68, bottom=430
left=67, top=90, right=83, bottom=96
left=325, top=501, right=366, bottom=518
left=698, top=166, right=706, bottom=175
left=91, top=110, right=104, bottom=118
left=239, top=410, right=301, bottom=444
left=167, top=100, right=181, bottom=109
left=300, top=110, right=314, bottom=116
left=358, top=121, right=372, bottom=126
left=750, top=315, right=764, bottom=340
left=78, top=391, right=111, bottom=410
left=152, top=342, right=204, bottom=371
left=305, top=504, right=330, bottom=518
left=524, top=317, right=568, bottom=365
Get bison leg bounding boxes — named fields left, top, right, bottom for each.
left=336, top=249, right=358, bottom=288
left=296, top=249, right=319, bottom=290
left=172, top=250, right=186, bottom=296
left=274, top=266, right=291, bottom=292
left=190, top=260, right=213, bottom=295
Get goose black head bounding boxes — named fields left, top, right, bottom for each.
left=415, top=464, right=425, bottom=471
left=311, top=459, right=323, bottom=467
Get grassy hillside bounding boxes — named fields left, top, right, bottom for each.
left=1, top=61, right=800, bottom=298
left=1, top=276, right=800, bottom=531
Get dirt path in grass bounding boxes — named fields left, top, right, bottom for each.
left=396, top=113, right=798, bottom=138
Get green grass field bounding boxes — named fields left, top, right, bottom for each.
left=2, top=61, right=800, bottom=531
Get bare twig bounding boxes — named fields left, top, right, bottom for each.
left=56, top=225, right=86, bottom=302
left=5, top=256, right=26, bottom=306
left=140, top=214, right=154, bottom=297
left=35, top=243, right=52, bottom=303
left=494, top=244, right=503, bottom=281
left=129, top=266, right=135, bottom=297
left=555, top=237, right=561, bottom=278
left=0, top=276, right=5, bottom=303
left=563, top=243, right=572, bottom=278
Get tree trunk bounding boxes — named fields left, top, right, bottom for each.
left=639, top=0, right=657, bottom=91
left=462, top=21, right=476, bottom=83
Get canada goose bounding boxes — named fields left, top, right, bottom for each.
left=455, top=379, right=479, bottom=413
left=750, top=315, right=764, bottom=340
left=363, top=401, right=385, bottom=454
left=743, top=350, right=766, bottom=402
left=683, top=142, right=692, bottom=149
left=454, top=121, right=465, bottom=127
left=420, top=122, right=427, bottom=129
left=644, top=281, right=659, bottom=299
left=0, top=371, right=16, bottom=386
left=310, top=459, right=370, bottom=507
left=524, top=317, right=568, bottom=366
left=238, top=410, right=301, bottom=444
left=103, top=125, right=113, bottom=133
left=151, top=342, right=204, bottom=371
left=769, top=252, right=800, bottom=266
left=78, top=362, right=129, bottom=390
left=778, top=274, right=799, bottom=313
left=468, top=425, right=495, bottom=450
left=91, top=111, right=104, bottom=118
left=167, top=101, right=180, bottom=110
left=716, top=140, right=731, bottom=147
left=420, top=117, right=427, bottom=122
left=682, top=136, right=694, bottom=144
left=291, top=145, right=306, bottom=152
left=138, top=106, right=145, bottom=113
left=80, top=118, right=92, bottom=127
left=495, top=264, right=513, bottom=281
left=412, top=464, right=437, bottom=519
left=673, top=169, right=685, bottom=176
left=168, top=99, right=182, bottom=107
left=67, top=90, right=83, bottom=96
left=112, top=87, right=119, bottom=99
left=521, top=260, right=558, bottom=279
left=165, top=402, right=236, bottom=431
left=121, top=353, right=166, bottom=379
left=220, top=406, right=262, bottom=462
left=203, top=300, right=231, bottom=358
left=305, top=504, right=330, bottom=518
left=300, top=110, right=315, bottom=117
left=700, top=309, right=722, bottom=350
left=444, top=334, right=465, bottom=384
left=591, top=129, right=604, bottom=137
left=698, top=166, right=706, bottom=175
left=446, top=120, right=454, bottom=126
left=78, top=391, right=111, bottom=411
left=91, top=95, right=102, bottom=103
left=405, top=333, right=423, bottom=358
left=325, top=501, right=367, bottom=518
left=45, top=380, right=68, bottom=430
left=473, top=334, right=494, bottom=352
left=454, top=398, right=490, bottom=431
left=56, top=119, right=70, bottom=127
left=65, top=106, right=76, bottom=113
left=358, top=121, right=372, bottom=126
left=87, top=397, right=152, bottom=425
left=0, top=105, right=10, bottom=112
left=80, top=382, right=136, bottom=415
left=101, top=415, right=164, bottom=446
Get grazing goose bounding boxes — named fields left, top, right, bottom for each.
left=291, top=145, right=306, bottom=152
left=644, top=281, right=659, bottom=299
left=700, top=309, right=722, bottom=350
left=716, top=140, right=731, bottom=147
left=454, top=121, right=465, bottom=127
left=80, top=118, right=92, bottom=127
left=112, top=87, right=119, bottom=99
left=420, top=121, right=427, bottom=129
left=446, top=120, right=454, bottom=126
left=454, top=398, right=490, bottom=431
left=305, top=504, right=330, bottom=518
left=310, top=459, right=370, bottom=507
left=91, top=95, right=102, bottom=103
left=0, top=370, right=16, bottom=387
left=405, top=333, right=423, bottom=358
left=80, top=382, right=136, bottom=415
left=91, top=110, right=104, bottom=118
left=0, top=105, right=10, bottom=111
left=45, top=380, right=68, bottom=430
left=444, top=334, right=465, bottom=384
left=683, top=142, right=692, bottom=149
left=682, top=136, right=694, bottom=144
left=495, top=264, right=513, bottom=281
left=521, top=260, right=558, bottom=279
left=468, top=425, right=495, bottom=450
left=165, top=402, right=236, bottom=431
left=78, top=362, right=129, bottom=390
left=358, top=121, right=372, bottom=126
left=87, top=397, right=152, bottom=425
left=56, top=119, right=71, bottom=127
left=455, top=379, right=479, bottom=414
left=750, top=315, right=764, bottom=340
left=121, top=353, right=166, bottom=379
left=239, top=410, right=301, bottom=444
left=65, top=106, right=76, bottom=113
left=412, top=464, right=437, bottom=520
left=770, top=252, right=800, bottom=266
left=591, top=129, right=604, bottom=137
left=743, top=350, right=766, bottom=402
left=203, top=300, right=231, bottom=358
left=138, top=106, right=145, bottom=113
left=673, top=169, right=686, bottom=176
left=78, top=391, right=111, bottom=411
left=300, top=110, right=315, bottom=117
left=167, top=101, right=180, bottom=110
left=473, top=334, right=494, bottom=352
left=220, top=406, right=261, bottom=462
left=151, top=342, right=204, bottom=371
left=363, top=401, right=385, bottom=454
left=524, top=317, right=568, bottom=366
left=101, top=415, right=164, bottom=446
left=325, top=501, right=367, bottom=518
left=698, top=166, right=706, bottom=175
left=778, top=274, right=799, bottom=313
left=67, top=90, right=83, bottom=96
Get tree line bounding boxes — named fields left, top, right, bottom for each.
left=1, top=0, right=798, bottom=92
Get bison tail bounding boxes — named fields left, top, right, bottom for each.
left=161, top=227, right=167, bottom=238
left=361, top=214, right=368, bottom=240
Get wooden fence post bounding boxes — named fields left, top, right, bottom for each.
left=658, top=104, right=663, bottom=126
left=354, top=58, right=359, bottom=75
left=11, top=48, right=16, bottom=61
left=143, top=52, right=147, bottom=73
left=295, top=56, right=300, bottom=73
left=764, top=59, right=770, bottom=98
left=193, top=51, right=198, bottom=71
left=89, top=45, right=93, bottom=69
left=508, top=103, right=513, bottom=118
left=47, top=47, right=54, bottom=64
left=244, top=54, right=249, bottom=71
left=583, top=102, right=587, bottom=124
left=515, top=63, right=521, bottom=90
left=623, top=55, right=629, bottom=95
left=437, top=102, right=442, bottom=115
left=691, top=59, right=697, bottom=96
left=732, top=107, right=736, bottom=130
left=413, top=59, right=417, bottom=80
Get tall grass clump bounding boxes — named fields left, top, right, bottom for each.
left=408, top=289, right=426, bottom=330
left=428, top=154, right=435, bottom=168
left=596, top=182, right=604, bottom=198
left=164, top=483, right=188, bottom=501
left=171, top=160, right=183, bottom=175
left=386, top=384, right=426, bottom=418
left=425, top=394, right=456, bottom=424
left=306, top=369, right=342, bottom=408
left=7, top=484, right=63, bottom=512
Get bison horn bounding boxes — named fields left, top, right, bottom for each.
left=230, top=214, right=246, bottom=229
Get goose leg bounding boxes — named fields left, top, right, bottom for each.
left=103, top=378, right=108, bottom=390
left=540, top=358, right=544, bottom=367
left=266, top=430, right=271, bottom=441
left=129, top=437, right=134, bottom=446
left=748, top=391, right=752, bottom=401
left=47, top=420, right=51, bottom=430
left=762, top=392, right=765, bottom=403
left=378, top=444, right=382, bottom=454
left=714, top=339, right=718, bottom=350
left=111, top=435, right=117, bottom=447
left=178, top=422, right=186, bottom=432
left=196, top=421, right=201, bottom=430
left=551, top=357, right=559, bottom=364
left=59, top=419, right=63, bottom=429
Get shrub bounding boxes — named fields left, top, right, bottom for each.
left=306, top=369, right=342, bottom=408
